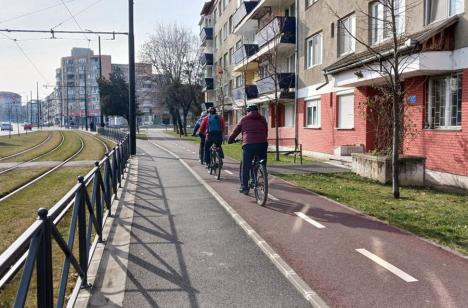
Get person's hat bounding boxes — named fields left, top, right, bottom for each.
left=246, top=104, right=258, bottom=112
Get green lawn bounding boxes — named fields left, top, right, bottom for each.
left=165, top=131, right=314, bottom=165
left=0, top=131, right=50, bottom=159
left=278, top=172, right=468, bottom=256
left=136, top=133, right=148, bottom=140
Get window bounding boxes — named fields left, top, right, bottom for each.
left=306, top=99, right=321, bottom=128
left=261, top=105, right=269, bottom=123
left=370, top=0, right=405, bottom=44
left=287, top=54, right=295, bottom=72
left=306, top=32, right=322, bottom=68
left=338, top=14, right=356, bottom=56
left=284, top=104, right=294, bottom=127
left=426, top=0, right=464, bottom=24
left=236, top=75, right=243, bottom=87
left=223, top=53, right=228, bottom=67
left=426, top=73, right=463, bottom=129
left=223, top=23, right=228, bottom=40
left=306, top=0, right=319, bottom=7
left=259, top=64, right=269, bottom=79
left=338, top=94, right=354, bottom=129
left=229, top=15, right=233, bottom=33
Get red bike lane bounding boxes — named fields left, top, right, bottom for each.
left=149, top=131, right=468, bottom=308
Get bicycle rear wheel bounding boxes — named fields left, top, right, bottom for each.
left=254, top=163, right=268, bottom=206
left=216, top=151, right=222, bottom=180
left=210, top=149, right=217, bottom=175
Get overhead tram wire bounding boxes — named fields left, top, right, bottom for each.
left=0, top=0, right=77, bottom=24
left=0, top=32, right=49, bottom=84
left=52, top=0, right=106, bottom=30
left=59, top=0, right=90, bottom=41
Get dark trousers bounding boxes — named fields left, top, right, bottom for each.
left=241, top=142, right=268, bottom=189
left=199, top=135, right=206, bottom=163
left=204, top=131, right=223, bottom=164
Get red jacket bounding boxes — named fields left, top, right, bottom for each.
left=199, top=114, right=225, bottom=138
left=228, top=111, right=268, bottom=146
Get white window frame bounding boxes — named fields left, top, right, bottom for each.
left=370, top=0, right=406, bottom=45
left=305, top=99, right=321, bottom=128
left=306, top=32, right=323, bottom=68
left=337, top=94, right=355, bottom=129
left=284, top=104, right=294, bottom=128
left=425, top=0, right=464, bottom=24
left=338, top=14, right=356, bottom=56
left=426, top=73, right=463, bottom=129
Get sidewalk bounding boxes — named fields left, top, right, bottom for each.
left=75, top=135, right=313, bottom=307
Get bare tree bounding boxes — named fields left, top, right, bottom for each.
left=256, top=16, right=296, bottom=161
left=326, top=0, right=423, bottom=198
left=140, top=23, right=203, bottom=135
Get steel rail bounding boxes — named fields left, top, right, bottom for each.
left=0, top=130, right=130, bottom=308
left=0, top=132, right=85, bottom=202
left=0, top=131, right=65, bottom=175
left=0, top=132, right=52, bottom=162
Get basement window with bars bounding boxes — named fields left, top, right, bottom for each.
left=425, top=72, right=463, bottom=129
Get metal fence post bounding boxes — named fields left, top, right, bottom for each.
left=93, top=162, right=104, bottom=242
left=77, top=176, right=88, bottom=287
left=36, top=208, right=54, bottom=308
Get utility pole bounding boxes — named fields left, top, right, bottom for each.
left=30, top=90, right=33, bottom=125
left=37, top=82, right=40, bottom=129
left=99, top=35, right=104, bottom=127
left=129, top=0, right=137, bottom=155
left=84, top=64, right=89, bottom=131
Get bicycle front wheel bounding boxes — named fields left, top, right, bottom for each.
left=254, top=163, right=268, bottom=206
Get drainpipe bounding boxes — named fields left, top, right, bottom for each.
left=294, top=0, right=299, bottom=149
left=316, top=73, right=329, bottom=90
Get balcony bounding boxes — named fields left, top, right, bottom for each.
left=200, top=27, right=213, bottom=45
left=200, top=53, right=213, bottom=66
left=255, top=16, right=295, bottom=48
left=232, top=85, right=259, bottom=101
left=203, top=77, right=214, bottom=91
left=233, top=1, right=259, bottom=28
left=256, top=73, right=295, bottom=95
left=233, top=44, right=259, bottom=65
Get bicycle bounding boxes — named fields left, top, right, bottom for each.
left=209, top=144, right=223, bottom=180
left=239, top=156, right=268, bottom=206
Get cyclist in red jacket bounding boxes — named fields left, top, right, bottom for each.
left=228, top=104, right=268, bottom=194
left=199, top=107, right=225, bottom=168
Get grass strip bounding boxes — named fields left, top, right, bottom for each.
left=165, top=131, right=316, bottom=165
left=3, top=131, right=63, bottom=163
left=73, top=132, right=107, bottom=161
left=278, top=172, right=468, bottom=255
left=39, top=131, right=81, bottom=162
left=0, top=167, right=50, bottom=197
left=0, top=132, right=49, bottom=159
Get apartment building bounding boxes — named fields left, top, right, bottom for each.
left=112, top=63, right=164, bottom=126
left=199, top=0, right=468, bottom=187
left=200, top=0, right=249, bottom=132
left=0, top=92, right=21, bottom=122
left=56, top=48, right=111, bottom=127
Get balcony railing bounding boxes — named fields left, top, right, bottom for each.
left=255, top=16, right=296, bottom=48
left=200, top=27, right=213, bottom=45
left=203, top=77, right=214, bottom=91
left=233, top=44, right=259, bottom=65
left=233, top=1, right=259, bottom=28
left=232, top=85, right=259, bottom=101
left=256, top=73, right=295, bottom=95
left=200, top=53, right=214, bottom=66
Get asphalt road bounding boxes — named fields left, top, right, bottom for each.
left=145, top=130, right=468, bottom=308
left=121, top=138, right=311, bottom=307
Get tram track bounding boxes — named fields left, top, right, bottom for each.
left=0, top=132, right=65, bottom=176
left=0, top=132, right=85, bottom=202
left=0, top=132, right=52, bottom=162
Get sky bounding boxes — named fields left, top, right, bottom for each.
left=0, top=0, right=204, bottom=101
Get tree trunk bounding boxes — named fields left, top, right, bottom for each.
left=392, top=90, right=401, bottom=199
left=275, top=97, right=279, bottom=161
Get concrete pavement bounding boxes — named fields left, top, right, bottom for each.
left=146, top=130, right=468, bottom=308
left=77, top=133, right=312, bottom=307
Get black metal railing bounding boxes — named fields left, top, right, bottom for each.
left=255, top=16, right=296, bottom=48
left=232, top=1, right=259, bottom=28
left=200, top=27, right=213, bottom=45
left=232, top=85, right=259, bottom=101
left=233, top=44, right=259, bottom=65
left=0, top=128, right=131, bottom=308
left=256, top=73, right=296, bottom=95
left=203, top=77, right=214, bottom=91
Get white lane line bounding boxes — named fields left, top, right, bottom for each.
left=294, top=212, right=326, bottom=229
left=356, top=249, right=418, bottom=282
left=268, top=194, right=280, bottom=201
left=224, top=170, right=233, bottom=175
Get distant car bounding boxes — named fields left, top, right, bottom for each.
left=1, top=122, right=13, bottom=131
left=23, top=123, right=32, bottom=131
